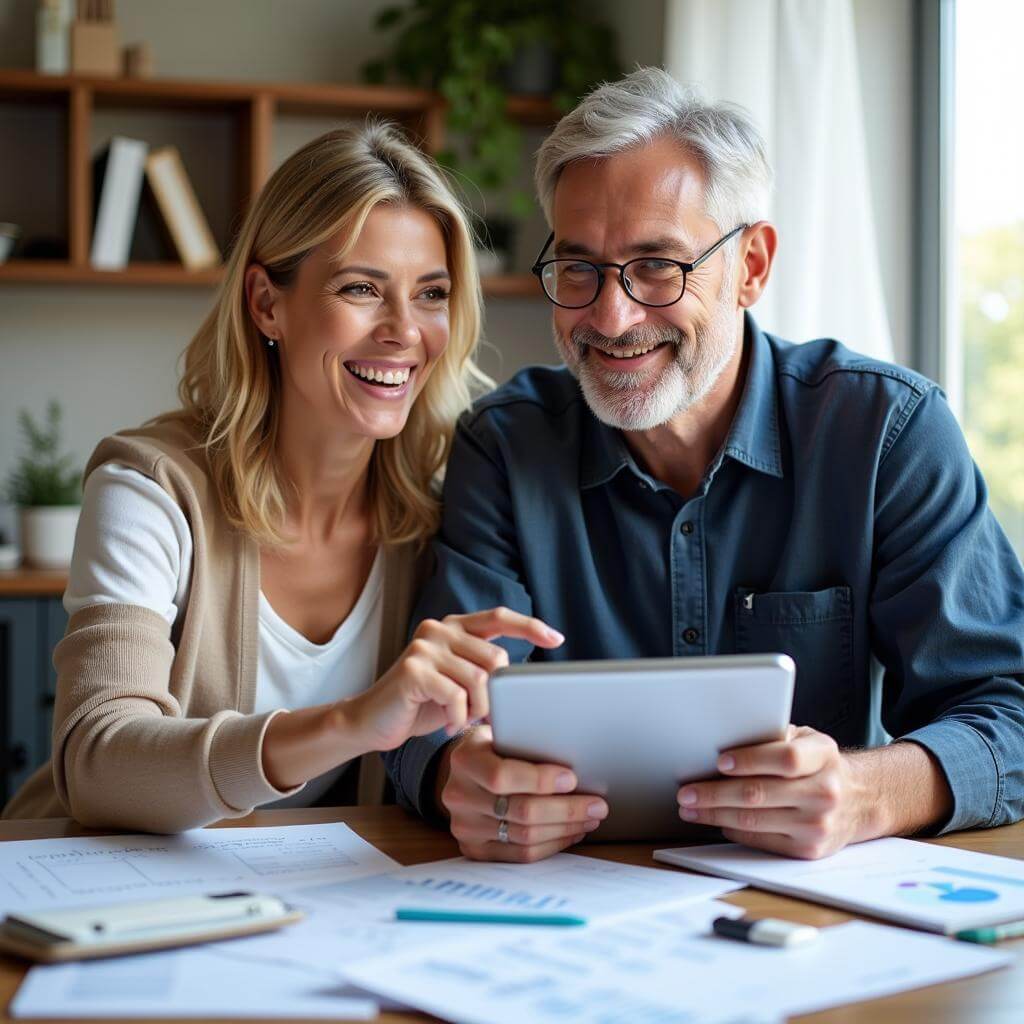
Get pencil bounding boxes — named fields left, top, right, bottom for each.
left=394, top=908, right=586, bottom=926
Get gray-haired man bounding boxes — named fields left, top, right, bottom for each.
left=384, top=67, right=1024, bottom=862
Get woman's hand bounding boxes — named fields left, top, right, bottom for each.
left=344, top=607, right=564, bottom=752
left=262, top=607, right=561, bottom=792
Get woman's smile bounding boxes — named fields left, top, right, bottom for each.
left=343, top=358, right=418, bottom=399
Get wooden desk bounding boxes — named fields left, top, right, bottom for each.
left=2, top=807, right=1022, bottom=1023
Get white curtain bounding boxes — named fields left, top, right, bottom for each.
left=664, top=0, right=893, bottom=359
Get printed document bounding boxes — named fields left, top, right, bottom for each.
left=290, top=851, right=742, bottom=920
left=0, top=823, right=396, bottom=913
left=654, top=837, right=1024, bottom=932
left=215, top=852, right=743, bottom=978
left=344, top=898, right=1012, bottom=1024
left=3, top=829, right=735, bottom=1018
left=1, top=823, right=396, bottom=1020
left=10, top=944, right=377, bottom=1019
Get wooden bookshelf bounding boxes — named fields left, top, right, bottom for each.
left=0, top=69, right=558, bottom=296
left=480, top=273, right=543, bottom=298
left=0, top=260, right=544, bottom=295
left=0, top=259, right=223, bottom=286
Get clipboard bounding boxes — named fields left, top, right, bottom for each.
left=0, top=891, right=303, bottom=963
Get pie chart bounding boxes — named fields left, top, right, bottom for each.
left=898, top=880, right=999, bottom=904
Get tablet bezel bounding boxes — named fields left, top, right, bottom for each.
left=488, top=653, right=795, bottom=841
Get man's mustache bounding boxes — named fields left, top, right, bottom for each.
left=569, top=324, right=685, bottom=355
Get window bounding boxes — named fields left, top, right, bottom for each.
left=954, top=0, right=1024, bottom=556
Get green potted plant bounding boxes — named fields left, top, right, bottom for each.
left=363, top=0, right=620, bottom=226
left=6, top=401, right=82, bottom=569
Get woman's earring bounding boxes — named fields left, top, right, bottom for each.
left=265, top=335, right=277, bottom=349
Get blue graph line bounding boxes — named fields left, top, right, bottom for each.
left=935, top=866, right=1024, bottom=889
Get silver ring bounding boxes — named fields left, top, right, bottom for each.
left=497, top=819, right=510, bottom=844
left=493, top=795, right=509, bottom=819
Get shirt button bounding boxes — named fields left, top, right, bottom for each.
left=680, top=521, right=694, bottom=535
left=683, top=628, right=699, bottom=645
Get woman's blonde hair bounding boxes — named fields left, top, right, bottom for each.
left=176, top=121, right=490, bottom=548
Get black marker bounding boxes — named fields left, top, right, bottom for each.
left=712, top=915, right=819, bottom=948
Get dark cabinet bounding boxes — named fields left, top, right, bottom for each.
left=0, top=597, right=66, bottom=805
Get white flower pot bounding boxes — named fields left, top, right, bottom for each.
left=20, top=505, right=81, bottom=569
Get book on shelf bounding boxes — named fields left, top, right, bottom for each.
left=144, top=146, right=221, bottom=271
left=90, top=136, right=148, bottom=270
left=129, top=179, right=177, bottom=263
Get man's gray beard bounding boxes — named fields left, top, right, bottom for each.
left=556, top=300, right=739, bottom=432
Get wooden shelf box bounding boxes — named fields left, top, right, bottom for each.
left=0, top=70, right=553, bottom=297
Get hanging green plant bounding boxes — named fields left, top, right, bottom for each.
left=363, top=0, right=620, bottom=218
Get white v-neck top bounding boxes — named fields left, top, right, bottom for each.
left=65, top=463, right=384, bottom=808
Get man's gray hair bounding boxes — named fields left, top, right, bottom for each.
left=535, top=66, right=773, bottom=233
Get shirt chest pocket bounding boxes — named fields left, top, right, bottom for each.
left=734, top=585, right=854, bottom=733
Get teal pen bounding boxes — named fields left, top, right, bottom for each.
left=394, top=908, right=587, bottom=926
left=956, top=920, right=1024, bottom=944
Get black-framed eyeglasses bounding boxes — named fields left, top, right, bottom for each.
left=530, top=225, right=748, bottom=309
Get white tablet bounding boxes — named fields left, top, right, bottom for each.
left=489, top=654, right=795, bottom=841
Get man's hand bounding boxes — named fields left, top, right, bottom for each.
left=676, top=725, right=882, bottom=859
left=440, top=726, right=609, bottom=862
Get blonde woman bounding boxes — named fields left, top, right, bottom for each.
left=4, top=123, right=562, bottom=832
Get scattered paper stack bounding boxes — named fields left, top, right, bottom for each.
left=1, top=826, right=1015, bottom=1023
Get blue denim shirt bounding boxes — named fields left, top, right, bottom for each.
left=385, top=314, right=1024, bottom=834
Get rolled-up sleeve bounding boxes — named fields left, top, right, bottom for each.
left=870, top=386, right=1024, bottom=833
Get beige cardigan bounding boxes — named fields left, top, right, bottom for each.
left=3, top=413, right=424, bottom=831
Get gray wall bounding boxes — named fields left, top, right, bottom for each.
left=0, top=0, right=911, bottom=501
left=0, top=0, right=664, bottom=495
